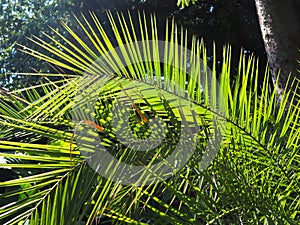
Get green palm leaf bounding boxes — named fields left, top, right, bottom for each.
left=0, top=11, right=299, bottom=224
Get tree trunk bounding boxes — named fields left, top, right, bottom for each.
left=255, top=0, right=300, bottom=98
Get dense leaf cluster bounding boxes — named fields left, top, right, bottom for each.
left=0, top=0, right=84, bottom=89
left=0, top=12, right=299, bottom=224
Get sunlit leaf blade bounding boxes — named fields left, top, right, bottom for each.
left=0, top=11, right=299, bottom=225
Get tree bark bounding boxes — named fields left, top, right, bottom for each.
left=255, top=0, right=300, bottom=98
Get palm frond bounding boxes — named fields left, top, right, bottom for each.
left=0, top=11, right=299, bottom=225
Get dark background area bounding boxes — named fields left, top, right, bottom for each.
left=0, top=0, right=267, bottom=88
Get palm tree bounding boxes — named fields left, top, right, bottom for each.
left=0, top=11, right=299, bottom=224
left=255, top=0, right=300, bottom=98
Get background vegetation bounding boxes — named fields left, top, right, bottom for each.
left=1, top=0, right=267, bottom=88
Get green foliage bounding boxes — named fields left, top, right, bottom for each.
left=177, top=0, right=196, bottom=8
left=0, top=11, right=299, bottom=224
left=0, top=0, right=84, bottom=89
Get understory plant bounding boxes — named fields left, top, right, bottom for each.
left=0, top=11, right=299, bottom=225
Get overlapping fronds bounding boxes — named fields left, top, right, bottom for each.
left=0, top=11, right=299, bottom=224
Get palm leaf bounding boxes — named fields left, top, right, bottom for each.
left=0, top=11, right=299, bottom=224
